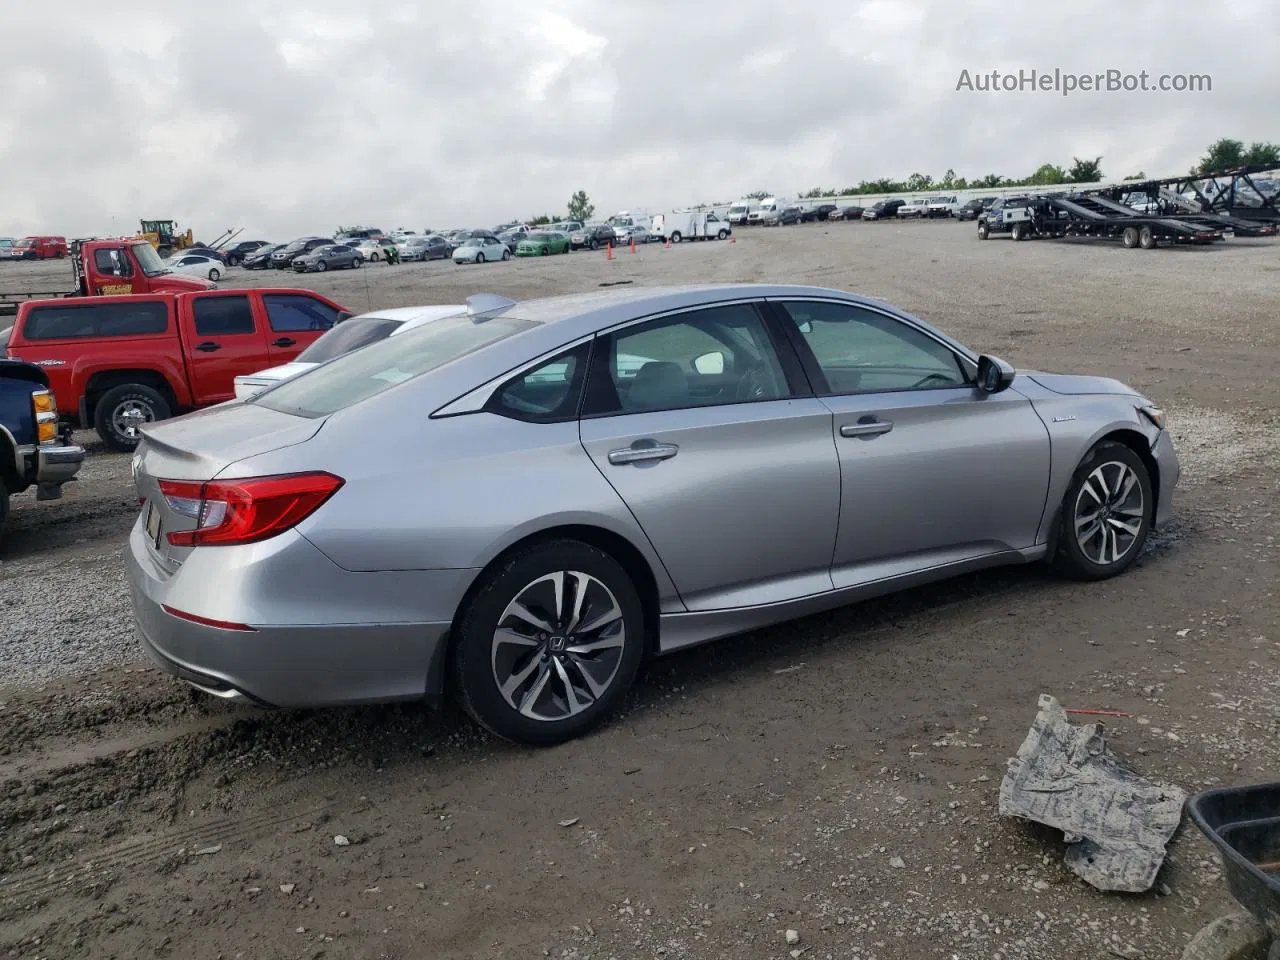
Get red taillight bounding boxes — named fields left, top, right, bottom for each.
left=158, top=472, right=343, bottom=547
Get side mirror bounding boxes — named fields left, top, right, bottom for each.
left=693, top=351, right=725, bottom=375
left=976, top=354, right=1016, bottom=393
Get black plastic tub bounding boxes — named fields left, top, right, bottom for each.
left=1187, top=783, right=1280, bottom=937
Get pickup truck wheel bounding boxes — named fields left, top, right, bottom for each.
left=95, top=385, right=171, bottom=453
left=0, top=484, right=9, bottom=537
left=977, top=222, right=990, bottom=240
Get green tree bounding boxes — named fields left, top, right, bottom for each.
left=567, top=190, right=595, bottom=222
left=1193, top=138, right=1245, bottom=174
left=1026, top=163, right=1067, bottom=185
left=530, top=213, right=555, bottom=225
left=975, top=173, right=1006, bottom=188
left=905, top=172, right=934, bottom=192
left=745, top=190, right=771, bottom=200
left=1067, top=156, right=1103, bottom=183
left=1243, top=140, right=1280, bottom=164
left=1123, top=171, right=1146, bottom=180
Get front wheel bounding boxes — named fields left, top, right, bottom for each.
left=370, top=252, right=380, bottom=261
left=451, top=539, right=646, bottom=745
left=94, top=384, right=172, bottom=453
left=1052, top=441, right=1152, bottom=581
left=502, top=249, right=511, bottom=260
left=476, top=252, right=486, bottom=263
left=977, top=222, right=990, bottom=239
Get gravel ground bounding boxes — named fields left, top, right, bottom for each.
left=1, top=220, right=1279, bottom=959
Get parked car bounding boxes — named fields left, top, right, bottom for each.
left=271, top=237, right=333, bottom=269
left=0, top=237, right=17, bottom=260
left=453, top=236, right=511, bottom=264
left=516, top=231, right=572, bottom=256
left=233, top=305, right=466, bottom=399
left=863, top=199, right=906, bottom=220
left=125, top=284, right=1179, bottom=746
left=725, top=202, right=759, bottom=225
left=956, top=198, right=995, bottom=221
left=830, top=205, right=864, bottom=221
left=926, top=196, right=962, bottom=218
left=550, top=221, right=583, bottom=236
left=0, top=359, right=84, bottom=538
left=11, top=236, right=69, bottom=260
left=802, top=203, right=839, bottom=223
left=292, top=244, right=364, bottom=273
left=897, top=198, right=931, bottom=218
left=166, top=253, right=225, bottom=281
left=241, top=244, right=281, bottom=269
left=355, top=237, right=398, bottom=262
left=336, top=228, right=385, bottom=243
left=570, top=223, right=617, bottom=250
left=5, top=288, right=350, bottom=450
left=222, top=241, right=271, bottom=266
left=179, top=246, right=228, bottom=264
left=398, top=235, right=452, bottom=261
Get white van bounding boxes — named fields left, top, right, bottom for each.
left=726, top=201, right=759, bottom=225
left=651, top=210, right=733, bottom=242
left=748, top=197, right=790, bottom=225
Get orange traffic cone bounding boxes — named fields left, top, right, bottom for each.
left=664, top=237, right=671, bottom=249
left=730, top=236, right=736, bottom=243
left=606, top=242, right=613, bottom=260
left=630, top=238, right=636, bottom=254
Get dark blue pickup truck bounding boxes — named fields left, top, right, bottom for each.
left=0, top=357, right=85, bottom=535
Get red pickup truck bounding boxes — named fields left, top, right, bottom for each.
left=4, top=288, right=351, bottom=451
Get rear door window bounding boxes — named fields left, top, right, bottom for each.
left=192, top=295, right=256, bottom=336
left=21, top=301, right=170, bottom=340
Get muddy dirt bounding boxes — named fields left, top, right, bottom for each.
left=2, top=221, right=1279, bottom=959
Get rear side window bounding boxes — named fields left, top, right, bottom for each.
left=264, top=295, right=340, bottom=333
left=22, top=301, right=169, bottom=340
left=193, top=295, right=255, bottom=336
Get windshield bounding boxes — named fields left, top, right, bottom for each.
left=296, top=316, right=403, bottom=363
left=527, top=232, right=553, bottom=240
left=13, top=239, right=33, bottom=248
left=460, top=237, right=484, bottom=246
left=255, top=313, right=536, bottom=418
left=130, top=242, right=170, bottom=277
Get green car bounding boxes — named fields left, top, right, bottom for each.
left=515, top=230, right=571, bottom=256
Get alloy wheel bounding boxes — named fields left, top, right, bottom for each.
left=1073, top=461, right=1145, bottom=565
left=491, top=570, right=626, bottom=722
left=113, top=400, right=155, bottom=439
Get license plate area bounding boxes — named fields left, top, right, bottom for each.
left=145, top=500, right=163, bottom=550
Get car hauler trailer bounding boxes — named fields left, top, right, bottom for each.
left=977, top=193, right=1223, bottom=248
left=1088, top=185, right=1278, bottom=238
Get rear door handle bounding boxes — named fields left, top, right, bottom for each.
left=195, top=342, right=221, bottom=352
left=840, top=419, right=893, bottom=438
left=272, top=337, right=296, bottom=347
left=607, top=441, right=679, bottom=465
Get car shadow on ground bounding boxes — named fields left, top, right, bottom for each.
left=184, top=519, right=1191, bottom=779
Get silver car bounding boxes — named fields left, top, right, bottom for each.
left=126, top=284, right=1179, bottom=746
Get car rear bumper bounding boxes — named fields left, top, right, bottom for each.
left=1151, top=428, right=1180, bottom=530
left=126, top=520, right=473, bottom=708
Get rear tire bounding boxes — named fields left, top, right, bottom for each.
left=351, top=257, right=361, bottom=268
left=670, top=232, right=682, bottom=243
left=717, top=229, right=729, bottom=239
left=451, top=539, right=646, bottom=746
left=1122, top=226, right=1140, bottom=248
left=1010, top=221, right=1028, bottom=241
left=0, top=484, right=9, bottom=540
left=94, top=384, right=171, bottom=453
left=1139, top=226, right=1158, bottom=249
left=1051, top=441, right=1152, bottom=581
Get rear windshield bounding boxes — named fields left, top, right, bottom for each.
left=21, top=301, right=169, bottom=340
left=254, top=313, right=536, bottom=418
left=296, top=316, right=402, bottom=363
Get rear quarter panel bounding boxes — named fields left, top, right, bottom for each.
left=223, top=408, right=683, bottom=607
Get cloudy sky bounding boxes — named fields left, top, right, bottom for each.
left=1, top=0, right=1272, bottom=240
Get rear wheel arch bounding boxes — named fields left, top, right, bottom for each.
left=84, top=369, right=179, bottom=421
left=431, top=523, right=664, bottom=706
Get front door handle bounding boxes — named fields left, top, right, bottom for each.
left=195, top=341, right=221, bottom=352
left=840, top=419, right=893, bottom=438
left=607, top=441, right=679, bottom=465
left=272, top=337, right=296, bottom=347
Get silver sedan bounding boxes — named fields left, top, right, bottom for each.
left=126, top=284, right=1179, bottom=746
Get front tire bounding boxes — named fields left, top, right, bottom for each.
left=316, top=260, right=327, bottom=272
left=977, top=222, right=989, bottom=239
left=502, top=249, right=511, bottom=260
left=451, top=539, right=646, bottom=746
left=476, top=252, right=486, bottom=263
left=1052, top=441, right=1152, bottom=581
left=94, top=384, right=171, bottom=453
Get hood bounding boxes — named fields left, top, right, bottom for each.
left=153, top=275, right=215, bottom=293
left=0, top=357, right=49, bottom=387
left=1022, top=371, right=1143, bottom=398
left=137, top=401, right=326, bottom=482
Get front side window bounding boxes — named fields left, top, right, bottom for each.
left=264, top=294, right=339, bottom=333
left=255, top=313, right=537, bottom=418
left=192, top=295, right=256, bottom=336
left=584, top=303, right=790, bottom=415
left=778, top=300, right=967, bottom=395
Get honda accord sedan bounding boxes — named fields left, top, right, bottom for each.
left=126, top=284, right=1179, bottom=746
